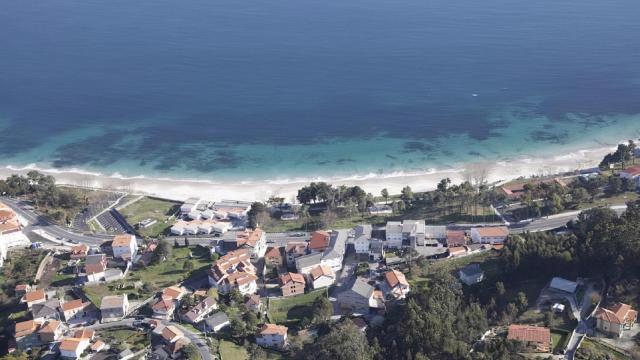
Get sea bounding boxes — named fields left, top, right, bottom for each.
left=1, top=0, right=640, bottom=184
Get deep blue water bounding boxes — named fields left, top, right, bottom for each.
left=1, top=0, right=640, bottom=181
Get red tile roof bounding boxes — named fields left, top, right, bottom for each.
left=474, top=226, right=509, bottom=238
left=309, top=231, right=330, bottom=251
left=259, top=323, right=288, bottom=336
left=23, top=289, right=46, bottom=303
left=309, top=265, right=334, bottom=280
left=446, top=230, right=466, bottom=247
left=279, top=272, right=306, bottom=286
left=385, top=270, right=409, bottom=288
left=595, top=303, right=638, bottom=325
left=507, top=325, right=551, bottom=352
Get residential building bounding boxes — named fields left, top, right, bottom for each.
left=309, top=231, right=330, bottom=253
left=62, top=299, right=91, bottom=322
left=295, top=252, right=323, bottom=275
left=14, top=320, right=41, bottom=349
left=85, top=254, right=107, bottom=282
left=14, top=284, right=32, bottom=297
left=368, top=205, right=393, bottom=215
left=279, top=272, right=306, bottom=297
left=264, top=247, right=285, bottom=268
left=256, top=324, right=288, bottom=349
left=73, top=328, right=95, bottom=340
left=384, top=270, right=410, bottom=300
left=181, top=296, right=218, bottom=324
left=448, top=246, right=467, bottom=258
left=500, top=178, right=567, bottom=201
left=308, top=264, right=335, bottom=289
left=70, top=244, right=89, bottom=259
left=385, top=221, right=403, bottom=248
left=152, top=298, right=176, bottom=320
left=180, top=198, right=202, bottom=215
left=424, top=226, right=447, bottom=243
left=22, top=289, right=47, bottom=309
left=0, top=202, right=29, bottom=268
left=38, top=320, right=63, bottom=342
left=100, top=295, right=128, bottom=322
left=213, top=200, right=253, bottom=219
left=446, top=230, right=466, bottom=247
left=59, top=337, right=90, bottom=359
left=321, top=230, right=348, bottom=272
left=619, top=165, right=640, bottom=186
left=507, top=325, right=551, bottom=353
left=32, top=299, right=62, bottom=322
left=549, top=277, right=578, bottom=294
left=403, top=220, right=426, bottom=246
left=354, top=235, right=370, bottom=255
left=285, top=242, right=308, bottom=267
left=91, top=340, right=106, bottom=353
left=111, top=234, right=138, bottom=260
left=225, top=228, right=267, bottom=259
left=161, top=325, right=184, bottom=344
left=459, top=264, right=484, bottom=286
left=354, top=224, right=372, bottom=239
left=369, top=238, right=385, bottom=261
left=171, top=219, right=231, bottom=236
left=202, top=312, right=230, bottom=333
left=338, top=278, right=376, bottom=314
left=470, top=226, right=509, bottom=244
left=245, top=295, right=262, bottom=313
left=162, top=286, right=186, bottom=301
left=595, top=303, right=638, bottom=337
left=208, top=249, right=258, bottom=295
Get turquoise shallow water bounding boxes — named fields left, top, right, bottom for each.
left=1, top=0, right=640, bottom=182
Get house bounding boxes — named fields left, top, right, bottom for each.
left=368, top=205, right=393, bottom=215
left=403, top=220, right=426, bottom=246
left=84, top=254, right=108, bottom=282
left=100, top=295, right=129, bottom=323
left=161, top=325, right=184, bottom=344
left=459, top=264, right=484, bottom=285
left=226, top=228, right=267, bottom=259
left=369, top=238, right=385, bottom=261
left=62, top=299, right=91, bottom=322
left=256, top=324, right=288, bottom=349
left=152, top=297, right=177, bottom=320
left=73, top=328, right=95, bottom=340
left=162, top=286, right=186, bottom=301
left=470, top=226, right=509, bottom=244
left=0, top=202, right=29, bottom=268
left=295, top=252, right=323, bottom=275
left=385, top=221, right=403, bottom=248
left=384, top=270, right=410, bottom=300
left=309, top=231, right=331, bottom=253
left=91, top=340, right=106, bottom=353
left=111, top=234, right=138, bottom=261
left=208, top=249, right=258, bottom=295
left=22, top=289, right=47, bottom=309
left=59, top=337, right=90, bottom=359
left=595, top=303, right=638, bottom=337
left=354, top=235, right=370, bottom=255
left=201, top=312, right=230, bottom=333
left=549, top=277, right=578, bottom=294
left=279, top=272, right=306, bottom=297
left=500, top=178, right=567, bottom=201
left=213, top=200, right=253, bottom=219
left=171, top=219, right=231, bottom=236
left=180, top=198, right=202, bottom=215
left=424, top=226, right=447, bottom=244
left=245, top=295, right=262, bottom=313
left=14, top=320, right=41, bottom=349
left=32, top=299, right=61, bottom=322
left=448, top=246, right=467, bottom=258
left=70, top=244, right=89, bottom=259
left=181, top=296, right=218, bottom=324
left=354, top=224, right=372, bottom=239
left=507, top=325, right=551, bottom=353
left=619, top=165, right=640, bottom=182
left=285, top=242, right=308, bottom=267
left=338, top=278, right=376, bottom=314
left=308, top=265, right=335, bottom=289
left=446, top=230, right=466, bottom=247
left=38, top=320, right=63, bottom=342
left=264, top=247, right=285, bottom=268
left=321, top=230, right=348, bottom=272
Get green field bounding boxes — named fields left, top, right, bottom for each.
left=118, top=196, right=180, bottom=238
left=267, top=289, right=328, bottom=325
left=551, top=329, right=570, bottom=354
left=83, top=246, right=212, bottom=305
left=578, top=338, right=631, bottom=360
left=98, top=328, right=149, bottom=352
left=410, top=250, right=502, bottom=288
left=219, top=340, right=248, bottom=360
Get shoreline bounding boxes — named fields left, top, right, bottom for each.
left=0, top=144, right=616, bottom=202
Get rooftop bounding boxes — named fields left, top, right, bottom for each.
left=112, top=234, right=136, bottom=247
left=385, top=269, right=409, bottom=288
left=100, top=295, right=127, bottom=309
left=259, top=323, right=288, bottom=336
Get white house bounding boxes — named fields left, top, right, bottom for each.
left=100, top=295, right=129, bottom=323
left=180, top=198, right=202, bottom=215
left=595, top=303, right=638, bottom=337
left=308, top=264, right=335, bottom=289
left=354, top=235, right=370, bottom=255
left=620, top=165, right=640, bottom=189
left=470, top=227, right=509, bottom=244
left=256, top=324, right=288, bottom=349
left=295, top=253, right=323, bottom=275
left=60, top=337, right=90, bottom=359
left=459, top=264, right=484, bottom=286
left=234, top=228, right=267, bottom=259
left=385, top=221, right=403, bottom=248
left=321, top=230, right=348, bottom=272
left=208, top=250, right=258, bottom=295
left=111, top=234, right=138, bottom=260
left=384, top=270, right=410, bottom=300
left=202, top=312, right=230, bottom=333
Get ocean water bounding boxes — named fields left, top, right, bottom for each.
left=1, top=0, right=640, bottom=183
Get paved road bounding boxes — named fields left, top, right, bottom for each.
left=88, top=318, right=213, bottom=360
left=509, top=205, right=627, bottom=234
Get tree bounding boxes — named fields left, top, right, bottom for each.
left=400, top=186, right=414, bottom=203
left=248, top=202, right=269, bottom=229
left=381, top=188, right=389, bottom=204
left=183, top=260, right=194, bottom=272
left=182, top=343, right=200, bottom=360
left=515, top=292, right=528, bottom=313
left=211, top=253, right=220, bottom=262
left=300, top=320, right=373, bottom=360
left=243, top=311, right=260, bottom=332
left=248, top=344, right=268, bottom=360
left=230, top=317, right=247, bottom=340
left=311, top=296, right=333, bottom=324
left=154, top=239, right=172, bottom=263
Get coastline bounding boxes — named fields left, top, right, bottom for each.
left=0, top=144, right=615, bottom=202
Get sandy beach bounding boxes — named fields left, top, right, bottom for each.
left=0, top=145, right=614, bottom=203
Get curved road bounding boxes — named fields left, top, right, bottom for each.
left=88, top=318, right=213, bottom=360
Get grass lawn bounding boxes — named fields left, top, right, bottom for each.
left=219, top=340, right=248, bottom=360
left=118, top=196, right=181, bottom=238
left=579, top=338, right=631, bottom=360
left=551, top=329, right=570, bottom=354
left=268, top=289, right=328, bottom=325
left=411, top=250, right=501, bottom=288
left=98, top=328, right=149, bottom=352
left=84, top=245, right=212, bottom=305
left=577, top=191, right=639, bottom=210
